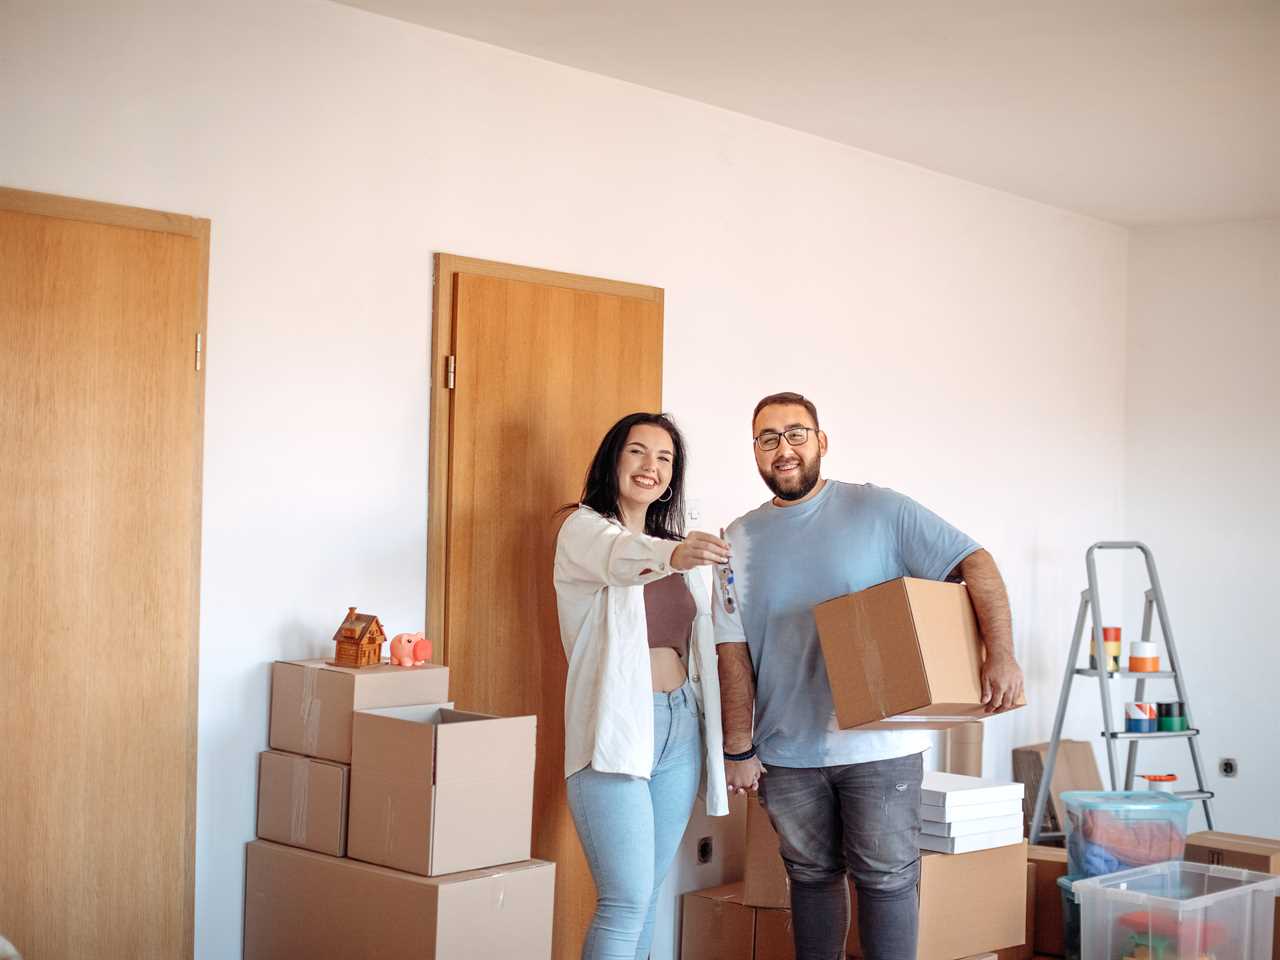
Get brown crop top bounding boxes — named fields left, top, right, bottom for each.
left=644, top=574, right=696, bottom=659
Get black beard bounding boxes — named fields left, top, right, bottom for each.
left=760, top=456, right=821, bottom=502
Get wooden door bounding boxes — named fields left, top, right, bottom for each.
left=0, top=188, right=209, bottom=960
left=428, top=255, right=663, bottom=960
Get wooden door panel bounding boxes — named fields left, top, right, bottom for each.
left=0, top=190, right=207, bottom=960
left=440, top=264, right=662, bottom=960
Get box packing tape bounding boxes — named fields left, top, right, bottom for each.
left=300, top=663, right=322, bottom=755
left=290, top=756, right=310, bottom=845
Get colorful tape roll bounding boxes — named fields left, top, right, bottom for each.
left=1091, top=626, right=1122, bottom=672
left=1125, top=702, right=1157, bottom=733
left=1158, top=701, right=1188, bottom=732
left=1139, top=773, right=1178, bottom=792
left=1129, top=640, right=1160, bottom=672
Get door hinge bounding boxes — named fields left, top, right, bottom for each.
left=195, top=332, right=203, bottom=372
left=446, top=355, right=456, bottom=390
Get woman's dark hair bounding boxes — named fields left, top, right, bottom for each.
left=565, top=412, right=687, bottom=540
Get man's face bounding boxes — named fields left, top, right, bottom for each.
left=752, top=403, right=827, bottom=502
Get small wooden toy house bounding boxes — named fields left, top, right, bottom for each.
left=330, top=607, right=386, bottom=668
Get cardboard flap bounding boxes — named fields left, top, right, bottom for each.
left=903, top=578, right=984, bottom=704
left=433, top=712, right=537, bottom=785
left=351, top=708, right=440, bottom=786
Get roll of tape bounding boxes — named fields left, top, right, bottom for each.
left=1125, top=702, right=1157, bottom=733
left=1129, top=640, right=1160, bottom=672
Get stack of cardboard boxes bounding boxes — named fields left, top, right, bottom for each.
left=244, top=658, right=554, bottom=959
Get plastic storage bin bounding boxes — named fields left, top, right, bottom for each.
left=1060, top=875, right=1083, bottom=960
left=1075, top=861, right=1280, bottom=960
left=1062, top=791, right=1193, bottom=878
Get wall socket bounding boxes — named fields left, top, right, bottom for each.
left=1219, top=757, right=1238, bottom=778
left=697, top=836, right=714, bottom=864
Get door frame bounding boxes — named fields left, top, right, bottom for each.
left=0, top=185, right=209, bottom=958
left=426, top=254, right=662, bottom=661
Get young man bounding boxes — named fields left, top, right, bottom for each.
left=713, top=391, right=1025, bottom=960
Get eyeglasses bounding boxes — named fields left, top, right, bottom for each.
left=753, top=427, right=818, bottom=451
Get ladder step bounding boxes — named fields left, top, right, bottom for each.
left=1175, top=790, right=1214, bottom=800
left=1075, top=668, right=1177, bottom=679
left=1105, top=729, right=1199, bottom=741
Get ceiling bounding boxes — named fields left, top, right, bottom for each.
left=335, top=0, right=1280, bottom=226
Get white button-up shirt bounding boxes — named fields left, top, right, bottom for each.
left=554, top=506, right=729, bottom=816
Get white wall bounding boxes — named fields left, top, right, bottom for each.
left=1, top=1, right=1128, bottom=957
left=1124, top=221, right=1280, bottom=836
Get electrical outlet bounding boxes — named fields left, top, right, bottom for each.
left=697, top=836, right=713, bottom=864
left=686, top=498, right=703, bottom=522
left=1219, top=757, right=1238, bottom=778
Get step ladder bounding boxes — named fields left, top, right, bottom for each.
left=1029, top=541, right=1215, bottom=843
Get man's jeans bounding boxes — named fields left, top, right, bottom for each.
left=759, top=752, right=923, bottom=960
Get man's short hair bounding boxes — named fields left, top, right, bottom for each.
left=753, top=391, right=820, bottom=430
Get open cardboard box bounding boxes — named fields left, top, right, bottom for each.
left=347, top=703, right=536, bottom=877
left=814, top=578, right=1024, bottom=730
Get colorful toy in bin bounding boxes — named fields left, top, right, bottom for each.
left=1118, top=910, right=1229, bottom=959
left=389, top=632, right=431, bottom=667
left=330, top=607, right=387, bottom=668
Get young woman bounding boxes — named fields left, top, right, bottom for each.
left=554, top=412, right=732, bottom=960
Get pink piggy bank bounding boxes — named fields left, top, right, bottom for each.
left=389, top=632, right=431, bottom=667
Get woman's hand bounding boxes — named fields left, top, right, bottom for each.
left=671, top=531, right=732, bottom=571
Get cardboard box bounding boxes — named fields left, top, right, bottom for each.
left=945, top=720, right=985, bottom=776
left=270, top=658, right=450, bottom=763
left=348, top=704, right=536, bottom=876
left=740, top=801, right=859, bottom=955
left=244, top=840, right=553, bottom=960
left=681, top=884, right=755, bottom=960
left=1027, top=845, right=1068, bottom=956
left=994, top=862, right=1037, bottom=960
left=814, top=578, right=1024, bottom=730
left=754, top=907, right=796, bottom=960
left=744, top=797, right=790, bottom=908
left=1012, top=741, right=1102, bottom=837
left=848, top=842, right=1028, bottom=960
left=1185, top=831, right=1280, bottom=960
left=255, top=749, right=349, bottom=857
left=680, top=884, right=797, bottom=960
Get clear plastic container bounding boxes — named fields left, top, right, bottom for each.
left=1060, top=875, right=1083, bottom=960
left=1062, top=791, right=1193, bottom=878
left=1075, top=861, right=1280, bottom=960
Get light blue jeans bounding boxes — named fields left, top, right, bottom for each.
left=567, top=680, right=703, bottom=960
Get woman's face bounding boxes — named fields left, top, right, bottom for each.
left=615, top=423, right=675, bottom=514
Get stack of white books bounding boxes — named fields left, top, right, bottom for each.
left=918, top=771, right=1025, bottom=854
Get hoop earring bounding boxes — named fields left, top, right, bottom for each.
left=658, top=487, right=673, bottom=503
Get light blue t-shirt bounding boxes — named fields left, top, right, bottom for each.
left=712, top=480, right=981, bottom=768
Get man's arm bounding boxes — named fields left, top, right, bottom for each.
left=952, top=548, right=1025, bottom=713
left=717, top=643, right=765, bottom=793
